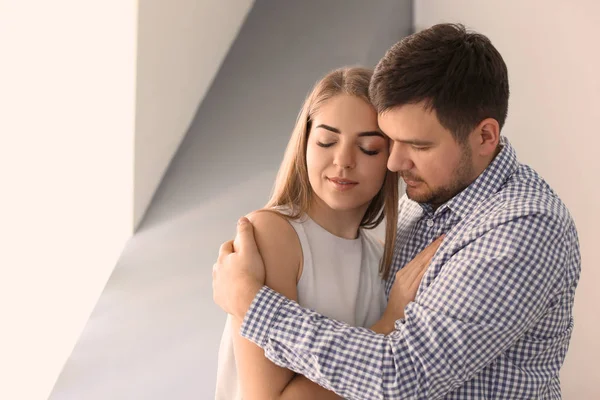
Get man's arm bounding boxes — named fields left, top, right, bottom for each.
left=239, top=214, right=575, bottom=399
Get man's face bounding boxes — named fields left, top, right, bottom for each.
left=378, top=102, right=477, bottom=208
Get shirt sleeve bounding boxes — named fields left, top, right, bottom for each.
left=240, top=213, right=575, bottom=399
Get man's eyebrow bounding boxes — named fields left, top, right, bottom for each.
left=315, top=124, right=385, bottom=138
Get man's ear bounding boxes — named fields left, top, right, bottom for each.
left=473, top=118, right=500, bottom=157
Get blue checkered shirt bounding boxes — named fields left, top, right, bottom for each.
left=240, top=137, right=581, bottom=399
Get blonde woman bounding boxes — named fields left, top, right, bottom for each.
left=215, top=67, right=398, bottom=400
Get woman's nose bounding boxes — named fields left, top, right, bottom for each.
left=333, top=146, right=355, bottom=169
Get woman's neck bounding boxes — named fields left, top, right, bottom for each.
left=307, top=197, right=367, bottom=240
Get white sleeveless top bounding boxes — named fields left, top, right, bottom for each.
left=214, top=211, right=387, bottom=400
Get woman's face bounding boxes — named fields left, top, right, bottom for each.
left=306, top=94, right=389, bottom=215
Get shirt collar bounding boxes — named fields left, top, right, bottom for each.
left=419, top=136, right=518, bottom=220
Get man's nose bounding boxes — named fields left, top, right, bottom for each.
left=387, top=143, right=413, bottom=172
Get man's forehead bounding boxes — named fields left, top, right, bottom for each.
left=377, top=109, right=453, bottom=142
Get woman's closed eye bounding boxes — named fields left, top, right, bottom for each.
left=358, top=136, right=386, bottom=156
left=316, top=141, right=335, bottom=148
left=360, top=147, right=380, bottom=156
left=317, top=141, right=381, bottom=156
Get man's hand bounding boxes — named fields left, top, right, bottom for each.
left=375, top=235, right=445, bottom=333
left=212, top=217, right=266, bottom=319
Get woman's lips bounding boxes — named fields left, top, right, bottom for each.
left=327, top=177, right=358, bottom=191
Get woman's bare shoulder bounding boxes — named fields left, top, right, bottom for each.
left=245, top=209, right=302, bottom=278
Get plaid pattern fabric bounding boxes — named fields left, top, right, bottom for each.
left=240, top=137, right=581, bottom=399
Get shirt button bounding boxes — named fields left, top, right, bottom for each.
left=426, top=219, right=434, bottom=227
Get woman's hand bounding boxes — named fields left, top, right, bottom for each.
left=376, top=235, right=445, bottom=333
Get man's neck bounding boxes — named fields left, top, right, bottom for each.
left=426, top=145, right=504, bottom=212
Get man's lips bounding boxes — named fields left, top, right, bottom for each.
left=402, top=176, right=422, bottom=187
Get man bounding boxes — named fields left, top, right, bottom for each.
left=212, top=23, right=580, bottom=399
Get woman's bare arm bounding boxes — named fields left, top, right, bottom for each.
left=231, top=210, right=345, bottom=400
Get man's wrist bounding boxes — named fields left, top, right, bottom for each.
left=240, top=286, right=288, bottom=347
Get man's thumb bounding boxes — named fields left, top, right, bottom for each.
left=233, top=217, right=257, bottom=254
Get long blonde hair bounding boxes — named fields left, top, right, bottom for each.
left=266, top=67, right=398, bottom=280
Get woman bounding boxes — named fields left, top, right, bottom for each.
left=215, top=67, right=398, bottom=399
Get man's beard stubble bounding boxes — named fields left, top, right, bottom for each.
left=403, top=146, right=474, bottom=209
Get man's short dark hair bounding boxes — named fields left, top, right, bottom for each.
left=369, top=23, right=509, bottom=142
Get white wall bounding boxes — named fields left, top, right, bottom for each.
left=414, top=1, right=599, bottom=398
left=134, top=0, right=255, bottom=229
left=46, top=2, right=414, bottom=398
left=0, top=2, right=137, bottom=400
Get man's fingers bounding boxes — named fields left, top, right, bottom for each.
left=219, top=240, right=234, bottom=262
left=233, top=217, right=259, bottom=255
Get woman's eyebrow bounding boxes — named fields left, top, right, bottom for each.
left=315, top=124, right=384, bottom=138
left=315, top=124, right=340, bottom=133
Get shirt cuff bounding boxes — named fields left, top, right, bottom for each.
left=240, top=286, right=286, bottom=347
